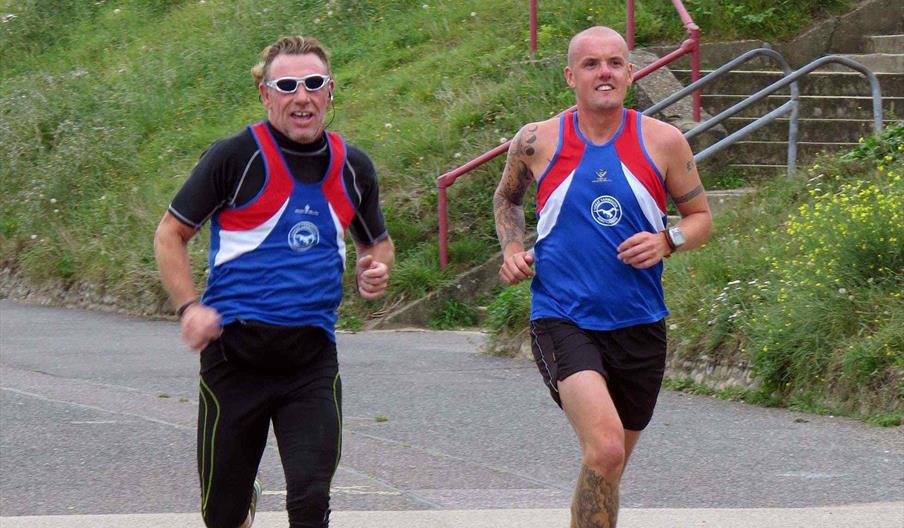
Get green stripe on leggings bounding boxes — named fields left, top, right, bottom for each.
left=332, top=372, right=342, bottom=472
left=199, top=387, right=207, bottom=512
left=199, top=377, right=221, bottom=514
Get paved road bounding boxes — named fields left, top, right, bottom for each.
left=1, top=300, right=902, bottom=527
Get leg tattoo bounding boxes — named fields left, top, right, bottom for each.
left=570, top=464, right=619, bottom=528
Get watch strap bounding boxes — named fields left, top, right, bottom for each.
left=663, top=229, right=677, bottom=251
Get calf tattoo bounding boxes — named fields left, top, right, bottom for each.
left=570, top=464, right=619, bottom=528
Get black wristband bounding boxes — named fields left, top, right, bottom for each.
left=176, top=299, right=198, bottom=318
left=662, top=229, right=677, bottom=251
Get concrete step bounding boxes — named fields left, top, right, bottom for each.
left=673, top=70, right=904, bottom=97
left=866, top=34, right=904, bottom=53
left=724, top=159, right=896, bottom=182
left=721, top=117, right=891, bottom=143
left=6, top=504, right=904, bottom=528
left=827, top=53, right=904, bottom=73
left=704, top=188, right=755, bottom=214
left=725, top=140, right=858, bottom=165
left=699, top=94, right=903, bottom=120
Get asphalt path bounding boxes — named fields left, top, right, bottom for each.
left=1, top=300, right=902, bottom=527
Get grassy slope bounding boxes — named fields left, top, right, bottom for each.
left=0, top=0, right=849, bottom=318
left=665, top=129, right=903, bottom=424
left=0, top=0, right=627, bottom=314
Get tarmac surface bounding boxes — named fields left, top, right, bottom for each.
left=1, top=300, right=902, bottom=526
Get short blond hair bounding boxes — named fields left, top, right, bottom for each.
left=251, top=36, right=331, bottom=86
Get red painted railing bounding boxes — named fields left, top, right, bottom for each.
left=529, top=0, right=538, bottom=58
left=438, top=0, right=701, bottom=268
left=627, top=0, right=702, bottom=121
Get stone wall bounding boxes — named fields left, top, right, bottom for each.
left=643, top=0, right=903, bottom=69
left=666, top=355, right=760, bottom=391
left=0, top=266, right=168, bottom=318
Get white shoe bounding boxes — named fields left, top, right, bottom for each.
left=240, top=477, right=263, bottom=528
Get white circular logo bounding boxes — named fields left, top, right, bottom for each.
left=288, top=221, right=320, bottom=252
left=591, top=195, right=622, bottom=226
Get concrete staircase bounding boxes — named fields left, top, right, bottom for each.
left=671, top=32, right=903, bottom=181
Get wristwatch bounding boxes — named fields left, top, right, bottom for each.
left=666, top=226, right=686, bottom=251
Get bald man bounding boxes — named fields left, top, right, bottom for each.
left=493, top=27, right=712, bottom=527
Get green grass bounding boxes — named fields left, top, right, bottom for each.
left=429, top=298, right=479, bottom=330
left=699, top=167, right=752, bottom=190
left=0, top=0, right=852, bottom=318
left=663, top=377, right=760, bottom=402
left=665, top=126, right=904, bottom=421
left=664, top=377, right=902, bottom=426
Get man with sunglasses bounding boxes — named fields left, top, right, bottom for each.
left=494, top=26, right=711, bottom=527
left=154, top=35, right=393, bottom=528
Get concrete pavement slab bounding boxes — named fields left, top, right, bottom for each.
left=2, top=503, right=902, bottom=527
left=2, top=301, right=902, bottom=520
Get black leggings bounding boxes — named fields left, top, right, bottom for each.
left=198, top=322, right=342, bottom=528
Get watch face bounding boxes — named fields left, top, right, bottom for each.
left=669, top=227, right=686, bottom=246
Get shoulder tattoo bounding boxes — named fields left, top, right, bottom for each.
left=523, top=125, right=539, bottom=156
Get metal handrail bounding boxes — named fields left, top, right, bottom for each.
left=645, top=47, right=801, bottom=175
left=529, top=0, right=538, bottom=58
left=627, top=0, right=702, bottom=121
left=691, top=55, right=883, bottom=171
left=442, top=0, right=703, bottom=269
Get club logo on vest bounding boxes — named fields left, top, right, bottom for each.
left=288, top=221, right=320, bottom=252
left=593, top=168, right=610, bottom=183
left=294, top=204, right=320, bottom=216
left=591, top=195, right=622, bottom=226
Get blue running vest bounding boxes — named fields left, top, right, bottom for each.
left=203, top=122, right=355, bottom=340
left=531, top=109, right=670, bottom=330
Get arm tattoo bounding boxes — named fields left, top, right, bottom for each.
left=494, top=128, right=535, bottom=252
left=672, top=184, right=704, bottom=204
left=523, top=125, right=539, bottom=155
left=570, top=464, right=619, bottom=528
left=686, top=159, right=693, bottom=173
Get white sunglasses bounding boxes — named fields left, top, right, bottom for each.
left=264, top=74, right=331, bottom=93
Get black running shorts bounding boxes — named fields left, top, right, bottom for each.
left=529, top=317, right=667, bottom=431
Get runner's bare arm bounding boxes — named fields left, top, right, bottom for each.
left=494, top=125, right=538, bottom=284
left=154, top=211, right=222, bottom=350
left=618, top=121, right=712, bottom=269
left=662, top=129, right=712, bottom=251
left=154, top=212, right=201, bottom=311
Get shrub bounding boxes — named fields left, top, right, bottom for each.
left=483, top=281, right=532, bottom=354
left=429, top=298, right=479, bottom=330
left=669, top=124, right=904, bottom=420
left=746, top=126, right=903, bottom=413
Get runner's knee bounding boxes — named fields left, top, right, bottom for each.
left=583, top=435, right=626, bottom=479
left=286, top=479, right=331, bottom=527
left=202, top=503, right=248, bottom=528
